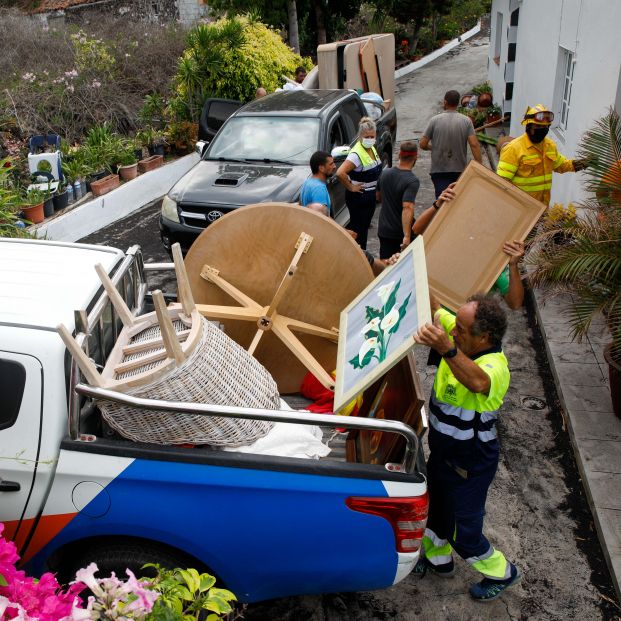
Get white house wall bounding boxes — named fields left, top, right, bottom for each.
left=488, top=0, right=511, bottom=114
left=493, top=0, right=621, bottom=207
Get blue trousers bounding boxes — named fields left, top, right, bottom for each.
left=430, top=172, right=461, bottom=198
left=423, top=453, right=510, bottom=579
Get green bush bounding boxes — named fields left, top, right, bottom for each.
left=168, top=15, right=313, bottom=122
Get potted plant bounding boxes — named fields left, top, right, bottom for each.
left=138, top=127, right=168, bottom=157
left=21, top=187, right=46, bottom=224
left=166, top=121, right=199, bottom=155
left=117, top=150, right=139, bottom=181
left=53, top=180, right=70, bottom=210
left=149, top=132, right=168, bottom=157
left=529, top=108, right=621, bottom=418
left=138, top=154, right=164, bottom=173
left=132, top=137, right=143, bottom=162
left=486, top=104, right=503, bottom=124
left=0, top=158, right=31, bottom=237
left=62, top=158, right=87, bottom=202
left=90, top=172, right=120, bottom=196
left=42, top=181, right=55, bottom=218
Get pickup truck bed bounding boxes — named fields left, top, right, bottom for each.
left=1, top=239, right=427, bottom=604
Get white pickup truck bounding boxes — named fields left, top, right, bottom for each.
left=0, top=238, right=428, bottom=603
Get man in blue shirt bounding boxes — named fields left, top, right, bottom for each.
left=300, top=151, right=336, bottom=216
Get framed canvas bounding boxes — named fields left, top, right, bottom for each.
left=423, top=160, right=548, bottom=312
left=334, top=237, right=430, bottom=413
left=345, top=353, right=427, bottom=466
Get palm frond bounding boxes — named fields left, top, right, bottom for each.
left=576, top=107, right=621, bottom=205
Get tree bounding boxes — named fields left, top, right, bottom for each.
left=207, top=0, right=301, bottom=51
left=287, top=0, right=300, bottom=53
left=167, top=16, right=312, bottom=120
left=208, top=0, right=356, bottom=51
left=372, top=0, right=453, bottom=53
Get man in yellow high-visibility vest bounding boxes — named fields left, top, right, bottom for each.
left=496, top=104, right=586, bottom=205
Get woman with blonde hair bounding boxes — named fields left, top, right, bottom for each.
left=336, top=116, right=383, bottom=249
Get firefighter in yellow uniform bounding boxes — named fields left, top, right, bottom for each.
left=496, top=104, right=585, bottom=205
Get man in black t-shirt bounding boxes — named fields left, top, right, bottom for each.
left=377, top=141, right=421, bottom=259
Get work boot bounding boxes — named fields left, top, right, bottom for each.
left=469, top=563, right=521, bottom=601
left=412, top=555, right=455, bottom=578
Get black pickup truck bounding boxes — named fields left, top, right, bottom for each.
left=159, top=89, right=397, bottom=253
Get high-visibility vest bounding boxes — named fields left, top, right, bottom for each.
left=428, top=309, right=510, bottom=471
left=496, top=133, right=575, bottom=205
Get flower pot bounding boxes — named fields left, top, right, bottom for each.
left=138, top=155, right=164, bottom=173
left=148, top=145, right=166, bottom=157
left=477, top=92, right=493, bottom=107
left=90, top=173, right=120, bottom=197
left=43, top=196, right=54, bottom=218
left=91, top=170, right=108, bottom=181
left=604, top=344, right=621, bottom=419
left=487, top=113, right=502, bottom=124
left=21, top=202, right=45, bottom=224
left=119, top=163, right=139, bottom=181
left=53, top=189, right=69, bottom=210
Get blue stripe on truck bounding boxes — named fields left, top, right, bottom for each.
left=29, top=458, right=401, bottom=602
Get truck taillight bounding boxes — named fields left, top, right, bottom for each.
left=346, top=494, right=429, bottom=553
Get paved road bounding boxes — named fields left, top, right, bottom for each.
left=81, top=36, right=620, bottom=621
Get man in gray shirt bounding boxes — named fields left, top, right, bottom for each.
left=420, top=90, right=483, bottom=198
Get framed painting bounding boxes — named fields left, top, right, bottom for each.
left=345, top=353, right=427, bottom=466
left=423, top=160, right=548, bottom=312
left=334, top=237, right=430, bottom=413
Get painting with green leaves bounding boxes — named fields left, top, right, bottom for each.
left=334, top=237, right=430, bottom=413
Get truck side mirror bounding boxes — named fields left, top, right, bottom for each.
left=195, top=140, right=208, bottom=157
left=331, top=145, right=350, bottom=162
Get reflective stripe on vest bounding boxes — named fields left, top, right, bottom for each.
left=430, top=391, right=500, bottom=444
left=497, top=161, right=517, bottom=173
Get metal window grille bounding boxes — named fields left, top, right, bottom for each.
left=559, top=50, right=575, bottom=131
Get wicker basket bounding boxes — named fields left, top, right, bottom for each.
left=97, top=317, right=279, bottom=446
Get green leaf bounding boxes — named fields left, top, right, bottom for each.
left=207, top=587, right=237, bottom=602
left=365, top=305, right=382, bottom=322
left=0, top=572, right=7, bottom=587
left=384, top=279, right=401, bottom=314
left=177, top=568, right=199, bottom=594
left=348, top=354, right=362, bottom=369
left=204, top=596, right=233, bottom=615
left=359, top=347, right=375, bottom=368
left=389, top=292, right=412, bottom=334
left=198, top=574, right=216, bottom=592
left=176, top=586, right=193, bottom=601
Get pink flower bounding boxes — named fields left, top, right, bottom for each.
left=123, top=570, right=158, bottom=613
left=74, top=564, right=104, bottom=599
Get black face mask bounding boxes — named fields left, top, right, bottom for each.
left=529, top=126, right=549, bottom=143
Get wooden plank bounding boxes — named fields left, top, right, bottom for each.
left=196, top=304, right=264, bottom=322
left=152, top=290, right=184, bottom=364
left=57, top=323, right=103, bottom=387
left=272, top=317, right=336, bottom=391
left=172, top=243, right=196, bottom=316
left=200, top=265, right=261, bottom=309
left=94, top=263, right=135, bottom=328
left=422, top=161, right=547, bottom=312
left=360, top=37, right=382, bottom=96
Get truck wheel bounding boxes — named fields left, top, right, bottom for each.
left=381, top=150, right=392, bottom=169
left=56, top=539, right=207, bottom=585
